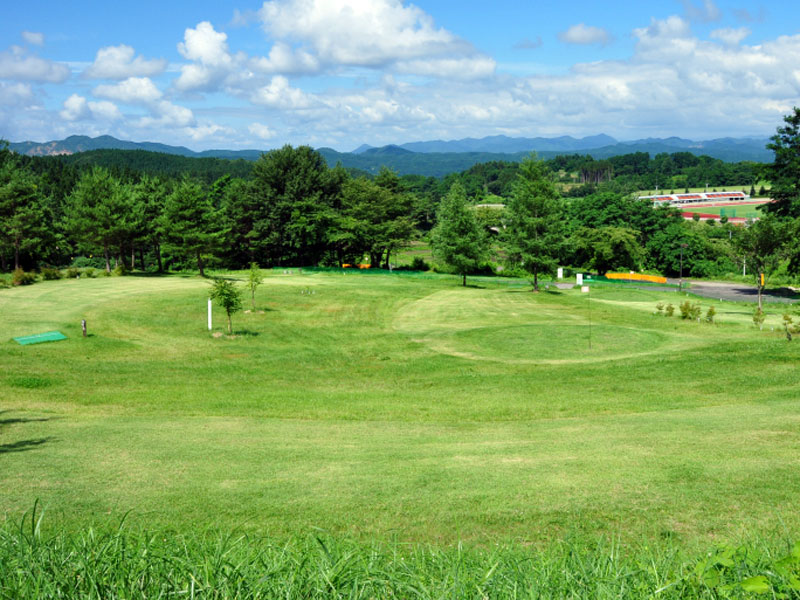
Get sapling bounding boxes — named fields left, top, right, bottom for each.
left=753, top=307, right=765, bottom=330
left=209, top=278, right=243, bottom=335
left=246, top=262, right=263, bottom=310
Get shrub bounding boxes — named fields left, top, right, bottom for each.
left=409, top=256, right=430, bottom=272
left=680, top=301, right=702, bottom=320
left=12, top=268, right=36, bottom=286
left=40, top=267, right=63, bottom=281
left=665, top=303, right=675, bottom=317
left=66, top=267, right=80, bottom=278
left=656, top=301, right=665, bottom=314
left=753, top=307, right=765, bottom=329
left=112, top=264, right=129, bottom=276
left=690, top=303, right=702, bottom=320
left=705, top=305, right=716, bottom=323
left=84, top=268, right=97, bottom=278
left=0, top=276, right=9, bottom=289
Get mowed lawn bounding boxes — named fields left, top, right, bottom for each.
left=1, top=271, right=799, bottom=547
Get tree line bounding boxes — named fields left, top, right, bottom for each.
left=2, top=108, right=800, bottom=294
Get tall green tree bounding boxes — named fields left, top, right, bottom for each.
left=161, top=178, right=224, bottom=277
left=734, top=215, right=790, bottom=309
left=430, top=182, right=488, bottom=286
left=250, top=145, right=345, bottom=266
left=63, top=167, right=131, bottom=273
left=0, top=159, right=49, bottom=271
left=573, top=226, right=642, bottom=275
left=502, top=157, right=566, bottom=291
left=763, top=107, right=800, bottom=217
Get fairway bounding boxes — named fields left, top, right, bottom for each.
left=2, top=272, right=800, bottom=547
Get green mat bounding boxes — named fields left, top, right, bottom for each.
left=13, top=331, right=67, bottom=345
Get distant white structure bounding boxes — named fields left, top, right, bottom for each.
left=638, top=191, right=749, bottom=207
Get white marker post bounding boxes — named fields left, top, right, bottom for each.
left=207, top=298, right=212, bottom=331
left=557, top=267, right=563, bottom=279
left=576, top=273, right=583, bottom=286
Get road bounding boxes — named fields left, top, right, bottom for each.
left=676, top=279, right=798, bottom=304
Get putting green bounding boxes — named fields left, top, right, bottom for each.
left=394, top=288, right=672, bottom=363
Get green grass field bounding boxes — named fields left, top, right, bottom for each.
left=678, top=203, right=768, bottom=219
left=2, top=270, right=799, bottom=551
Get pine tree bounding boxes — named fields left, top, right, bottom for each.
left=503, top=157, right=566, bottom=291
left=430, top=182, right=488, bottom=286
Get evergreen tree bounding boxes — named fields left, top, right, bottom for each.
left=763, top=107, right=800, bottom=217
left=430, top=182, right=488, bottom=286
left=0, top=159, right=48, bottom=271
left=161, top=178, right=224, bottom=277
left=63, top=167, right=131, bottom=273
left=503, top=157, right=566, bottom=291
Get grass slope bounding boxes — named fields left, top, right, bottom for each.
left=1, top=272, right=799, bottom=549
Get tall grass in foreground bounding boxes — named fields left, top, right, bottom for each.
left=2, top=511, right=799, bottom=599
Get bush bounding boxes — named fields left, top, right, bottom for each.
left=0, top=276, right=9, bottom=289
left=71, top=256, right=106, bottom=269
left=12, top=268, right=36, bottom=286
left=409, top=257, right=430, bottom=271
left=705, top=306, right=716, bottom=323
left=680, top=301, right=702, bottom=320
left=665, top=303, right=675, bottom=317
left=84, top=268, right=97, bottom=278
left=40, top=267, right=63, bottom=281
left=66, top=267, right=80, bottom=278
left=656, top=301, right=665, bottom=314
left=753, top=307, right=765, bottom=329
left=112, top=264, right=129, bottom=277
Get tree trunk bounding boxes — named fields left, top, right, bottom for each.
left=139, top=247, right=146, bottom=270
left=462, top=273, right=466, bottom=287
left=758, top=285, right=763, bottom=311
left=227, top=313, right=232, bottom=335
left=131, top=245, right=136, bottom=271
left=533, top=271, right=539, bottom=292
left=104, top=243, right=111, bottom=273
left=14, top=239, right=20, bottom=271
left=197, top=251, right=205, bottom=277
left=1, top=252, right=7, bottom=272
left=155, top=241, right=163, bottom=273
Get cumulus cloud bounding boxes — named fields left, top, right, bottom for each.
left=94, top=77, right=163, bottom=103
left=558, top=23, right=612, bottom=46
left=256, top=0, right=492, bottom=78
left=60, top=94, right=122, bottom=121
left=175, top=21, right=245, bottom=92
left=138, top=100, right=195, bottom=128
left=0, top=45, right=69, bottom=82
left=710, top=27, right=750, bottom=45
left=21, top=31, right=44, bottom=46
left=249, top=42, right=320, bottom=74
left=0, top=81, right=34, bottom=106
left=248, top=122, right=275, bottom=139
left=84, top=45, right=167, bottom=79
left=250, top=75, right=315, bottom=109
left=394, top=56, right=496, bottom=80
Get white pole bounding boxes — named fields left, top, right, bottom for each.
left=208, top=299, right=212, bottom=330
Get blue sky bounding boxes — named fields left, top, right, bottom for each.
left=1, top=0, right=798, bottom=151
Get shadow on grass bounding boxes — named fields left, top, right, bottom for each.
left=0, top=437, right=54, bottom=455
left=235, top=330, right=260, bottom=337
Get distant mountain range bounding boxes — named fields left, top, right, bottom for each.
left=8, top=133, right=773, bottom=177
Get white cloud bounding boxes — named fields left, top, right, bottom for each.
left=710, top=27, right=751, bottom=45
left=249, top=122, right=275, bottom=139
left=60, top=94, right=90, bottom=120
left=0, top=45, right=69, bottom=82
left=394, top=56, right=496, bottom=80
left=249, top=42, right=320, bottom=74
left=60, top=94, right=122, bottom=121
left=138, top=100, right=195, bottom=128
left=184, top=123, right=231, bottom=140
left=21, top=31, right=44, bottom=46
left=258, top=0, right=477, bottom=68
left=558, top=23, right=612, bottom=46
left=88, top=100, right=122, bottom=121
left=94, top=77, right=163, bottom=103
left=178, top=21, right=232, bottom=67
left=84, top=45, right=166, bottom=79
left=250, top=75, right=315, bottom=109
left=0, top=81, right=34, bottom=106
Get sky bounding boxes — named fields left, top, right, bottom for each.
left=1, top=0, right=799, bottom=152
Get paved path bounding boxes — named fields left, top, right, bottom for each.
left=676, top=279, right=799, bottom=304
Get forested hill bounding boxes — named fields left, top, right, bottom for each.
left=10, top=134, right=772, bottom=177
